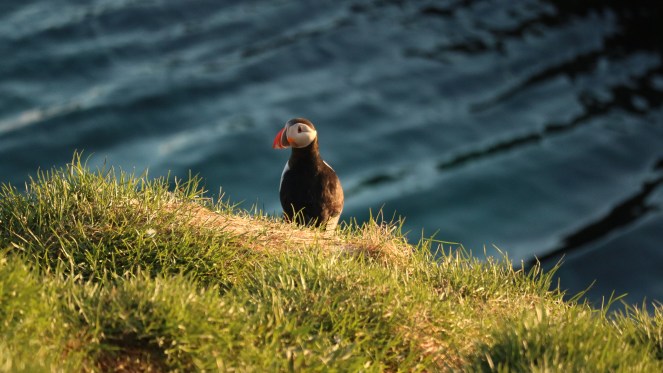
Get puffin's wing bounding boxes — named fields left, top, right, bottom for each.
left=322, top=161, right=344, bottom=232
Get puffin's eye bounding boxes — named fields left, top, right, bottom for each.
left=298, top=126, right=302, bottom=133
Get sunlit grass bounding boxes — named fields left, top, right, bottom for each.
left=0, top=153, right=661, bottom=371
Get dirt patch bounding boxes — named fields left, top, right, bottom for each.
left=159, top=198, right=413, bottom=262
left=94, top=347, right=168, bottom=373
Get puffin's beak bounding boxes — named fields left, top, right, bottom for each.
left=272, top=127, right=288, bottom=149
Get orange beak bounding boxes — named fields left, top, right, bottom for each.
left=272, top=127, right=287, bottom=149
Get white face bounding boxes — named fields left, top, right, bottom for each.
left=285, top=122, right=317, bottom=148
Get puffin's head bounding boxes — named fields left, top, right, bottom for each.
left=272, top=118, right=317, bottom=149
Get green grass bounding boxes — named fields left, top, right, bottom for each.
left=0, top=154, right=662, bottom=372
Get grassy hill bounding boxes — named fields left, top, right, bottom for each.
left=0, top=154, right=661, bottom=372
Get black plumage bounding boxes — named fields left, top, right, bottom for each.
left=276, top=119, right=343, bottom=230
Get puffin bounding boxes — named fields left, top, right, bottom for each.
left=273, top=118, right=344, bottom=231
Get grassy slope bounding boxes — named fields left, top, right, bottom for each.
left=0, top=156, right=662, bottom=372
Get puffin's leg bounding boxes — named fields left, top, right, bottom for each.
left=324, top=215, right=340, bottom=234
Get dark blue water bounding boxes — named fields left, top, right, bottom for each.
left=1, top=0, right=662, bottom=308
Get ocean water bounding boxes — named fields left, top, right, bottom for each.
left=1, top=0, right=662, bottom=307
